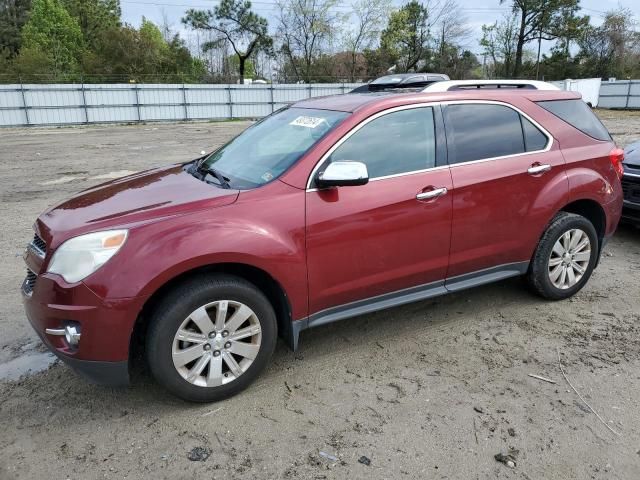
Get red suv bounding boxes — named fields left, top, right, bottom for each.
left=23, top=80, right=623, bottom=402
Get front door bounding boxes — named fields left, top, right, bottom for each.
left=305, top=106, right=453, bottom=316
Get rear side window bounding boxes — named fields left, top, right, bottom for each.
left=444, top=103, right=550, bottom=164
left=444, top=104, right=525, bottom=164
left=537, top=99, right=611, bottom=141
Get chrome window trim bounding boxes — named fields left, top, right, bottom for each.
left=624, top=172, right=640, bottom=179
left=305, top=100, right=554, bottom=191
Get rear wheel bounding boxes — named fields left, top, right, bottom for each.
left=146, top=274, right=277, bottom=402
left=527, top=212, right=599, bottom=300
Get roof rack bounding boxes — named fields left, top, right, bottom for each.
left=423, top=80, right=560, bottom=92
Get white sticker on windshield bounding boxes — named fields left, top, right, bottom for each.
left=289, top=115, right=327, bottom=129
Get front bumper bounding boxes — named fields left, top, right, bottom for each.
left=23, top=272, right=146, bottom=386
left=622, top=200, right=640, bottom=225
left=33, top=329, right=129, bottom=387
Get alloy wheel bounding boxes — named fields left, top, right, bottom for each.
left=171, top=300, right=262, bottom=387
left=547, top=228, right=592, bottom=290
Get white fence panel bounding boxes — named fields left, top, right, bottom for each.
left=0, top=82, right=366, bottom=127
left=89, top=106, right=138, bottom=123
left=598, top=81, right=640, bottom=108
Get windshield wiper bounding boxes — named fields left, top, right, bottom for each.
left=199, top=165, right=232, bottom=189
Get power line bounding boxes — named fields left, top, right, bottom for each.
left=118, top=0, right=617, bottom=21
left=119, top=0, right=515, bottom=13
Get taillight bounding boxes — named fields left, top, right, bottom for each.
left=609, top=148, right=625, bottom=179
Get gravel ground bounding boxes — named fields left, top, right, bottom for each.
left=0, top=111, right=639, bottom=480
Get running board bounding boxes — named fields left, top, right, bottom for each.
left=287, top=261, right=529, bottom=351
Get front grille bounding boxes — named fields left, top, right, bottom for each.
left=622, top=177, right=640, bottom=203
left=31, top=234, right=47, bottom=256
left=22, top=270, right=37, bottom=296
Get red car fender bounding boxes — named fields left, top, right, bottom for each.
left=82, top=181, right=308, bottom=320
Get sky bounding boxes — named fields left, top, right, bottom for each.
left=120, top=0, right=639, bottom=58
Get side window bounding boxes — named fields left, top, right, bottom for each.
left=327, top=107, right=436, bottom=179
left=521, top=116, right=548, bottom=152
left=536, top=99, right=611, bottom=141
left=444, top=104, right=525, bottom=164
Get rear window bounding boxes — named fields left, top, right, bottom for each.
left=536, top=99, right=611, bottom=141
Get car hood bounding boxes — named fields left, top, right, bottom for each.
left=37, top=165, right=239, bottom=243
left=624, top=141, right=640, bottom=168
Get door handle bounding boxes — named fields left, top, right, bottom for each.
left=527, top=164, right=551, bottom=175
left=416, top=187, right=448, bottom=200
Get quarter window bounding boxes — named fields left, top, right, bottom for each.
left=327, top=107, right=436, bottom=179
left=444, top=104, right=549, bottom=164
left=521, top=116, right=548, bottom=152
left=536, top=99, right=611, bottom=141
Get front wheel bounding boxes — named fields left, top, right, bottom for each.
left=146, top=274, right=277, bottom=402
left=527, top=212, right=599, bottom=300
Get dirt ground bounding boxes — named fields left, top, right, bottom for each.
left=0, top=110, right=639, bottom=480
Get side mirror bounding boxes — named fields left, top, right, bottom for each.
left=316, top=161, right=369, bottom=188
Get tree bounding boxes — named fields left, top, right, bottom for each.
left=429, top=1, right=473, bottom=77
left=480, top=14, right=518, bottom=78
left=61, top=0, right=120, bottom=49
left=0, top=0, right=32, bottom=60
left=82, top=18, right=206, bottom=83
left=537, top=47, right=580, bottom=80
left=21, top=0, right=84, bottom=75
left=183, top=0, right=272, bottom=82
left=577, top=8, right=640, bottom=79
left=275, top=0, right=343, bottom=83
left=342, top=0, right=391, bottom=81
left=226, top=53, right=256, bottom=78
left=380, top=0, right=431, bottom=72
left=500, top=0, right=588, bottom=78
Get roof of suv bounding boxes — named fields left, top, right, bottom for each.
left=293, top=89, right=582, bottom=113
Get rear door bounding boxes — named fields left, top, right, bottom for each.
left=305, top=106, right=453, bottom=316
left=442, top=101, right=568, bottom=282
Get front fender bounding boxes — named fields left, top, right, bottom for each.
left=83, top=183, right=308, bottom=320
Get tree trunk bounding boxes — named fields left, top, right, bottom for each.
left=535, top=28, right=542, bottom=80
left=351, top=51, right=357, bottom=83
left=238, top=55, right=245, bottom=84
left=513, top=11, right=527, bottom=78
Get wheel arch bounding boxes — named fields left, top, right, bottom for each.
left=531, top=198, right=607, bottom=269
left=559, top=198, right=606, bottom=248
left=129, top=262, right=296, bottom=368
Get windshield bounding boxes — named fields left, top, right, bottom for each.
left=200, top=107, right=349, bottom=189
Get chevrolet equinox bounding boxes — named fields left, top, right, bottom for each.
left=23, top=80, right=624, bottom=402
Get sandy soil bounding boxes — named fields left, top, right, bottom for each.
left=0, top=112, right=639, bottom=480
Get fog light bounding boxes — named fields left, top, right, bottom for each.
left=64, top=325, right=81, bottom=347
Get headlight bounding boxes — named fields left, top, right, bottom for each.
left=48, top=230, right=128, bottom=283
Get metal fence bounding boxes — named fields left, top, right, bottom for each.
left=2, top=80, right=638, bottom=127
left=0, top=83, right=363, bottom=127
left=598, top=80, right=640, bottom=109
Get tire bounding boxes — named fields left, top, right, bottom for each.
left=146, top=274, right=277, bottom=402
left=527, top=212, right=599, bottom=300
